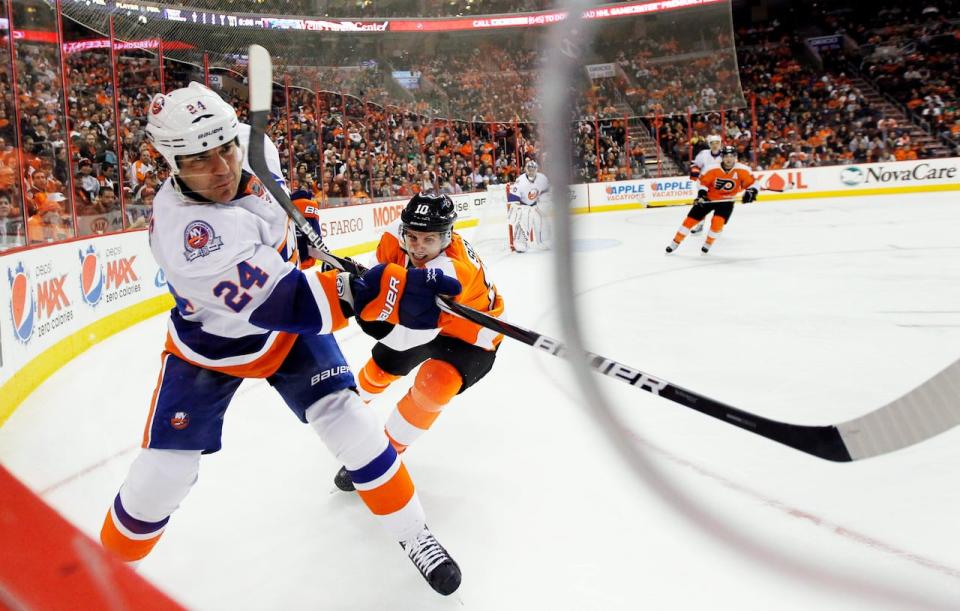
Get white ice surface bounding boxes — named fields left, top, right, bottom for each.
left=2, top=192, right=960, bottom=610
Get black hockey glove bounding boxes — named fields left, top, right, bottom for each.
left=742, top=187, right=758, bottom=204
left=694, top=189, right=708, bottom=205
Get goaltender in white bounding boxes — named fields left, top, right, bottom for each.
left=508, top=159, right=550, bottom=252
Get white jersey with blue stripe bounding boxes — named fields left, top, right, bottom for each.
left=508, top=173, right=550, bottom=206
left=148, top=128, right=342, bottom=376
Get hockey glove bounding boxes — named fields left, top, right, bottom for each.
left=741, top=187, right=758, bottom=204
left=319, top=254, right=363, bottom=275
left=694, top=189, right=708, bottom=205
left=293, top=196, right=323, bottom=268
left=689, top=165, right=701, bottom=181
left=338, top=263, right=462, bottom=329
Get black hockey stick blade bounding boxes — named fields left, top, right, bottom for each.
left=246, top=45, right=364, bottom=276
left=437, top=298, right=960, bottom=462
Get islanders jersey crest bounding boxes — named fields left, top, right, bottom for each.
left=183, top=220, right=224, bottom=262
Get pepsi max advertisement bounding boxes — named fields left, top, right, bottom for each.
left=1, top=232, right=165, bottom=388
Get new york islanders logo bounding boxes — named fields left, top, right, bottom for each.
left=79, top=245, right=104, bottom=307
left=7, top=262, right=35, bottom=343
left=246, top=177, right=264, bottom=198
left=170, top=411, right=190, bottom=430
left=183, top=220, right=223, bottom=262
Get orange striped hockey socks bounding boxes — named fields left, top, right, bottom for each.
left=100, top=494, right=168, bottom=563
left=666, top=216, right=701, bottom=253
left=385, top=359, right=462, bottom=453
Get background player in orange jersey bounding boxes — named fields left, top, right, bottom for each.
left=665, top=145, right=758, bottom=255
left=334, top=193, right=504, bottom=491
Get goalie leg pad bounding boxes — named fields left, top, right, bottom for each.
left=101, top=448, right=201, bottom=562
left=386, top=359, right=463, bottom=451
left=530, top=206, right=547, bottom=246
left=511, top=205, right=532, bottom=252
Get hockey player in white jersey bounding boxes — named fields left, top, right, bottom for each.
left=688, top=134, right=723, bottom=234
left=99, top=83, right=463, bottom=596
left=507, top=159, right=550, bottom=252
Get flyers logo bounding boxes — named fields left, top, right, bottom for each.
left=713, top=178, right=736, bottom=191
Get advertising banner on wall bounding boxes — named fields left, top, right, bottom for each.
left=0, top=231, right=167, bottom=390
left=587, top=180, right=647, bottom=209
left=316, top=191, right=490, bottom=252
left=2, top=157, right=957, bottom=405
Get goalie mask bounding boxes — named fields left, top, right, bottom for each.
left=400, top=193, right=457, bottom=249
left=146, top=81, right=240, bottom=175
left=525, top=160, right=538, bottom=180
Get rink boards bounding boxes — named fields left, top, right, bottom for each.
left=1, top=156, right=958, bottom=425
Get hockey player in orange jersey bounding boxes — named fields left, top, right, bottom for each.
left=333, top=193, right=504, bottom=492
left=665, top=145, right=758, bottom=255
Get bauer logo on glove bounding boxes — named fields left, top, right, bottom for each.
left=347, top=263, right=462, bottom=329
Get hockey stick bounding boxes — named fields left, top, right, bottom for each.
left=438, top=297, right=960, bottom=462
left=248, top=46, right=960, bottom=463
left=247, top=45, right=365, bottom=277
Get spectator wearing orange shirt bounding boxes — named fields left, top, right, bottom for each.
left=27, top=193, right=69, bottom=244
left=25, top=170, right=57, bottom=216
left=351, top=180, right=372, bottom=205
left=129, top=146, right=155, bottom=190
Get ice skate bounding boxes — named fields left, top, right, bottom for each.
left=402, top=526, right=461, bottom=596
left=333, top=465, right=355, bottom=492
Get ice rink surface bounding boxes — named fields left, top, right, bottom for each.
left=2, top=192, right=960, bottom=610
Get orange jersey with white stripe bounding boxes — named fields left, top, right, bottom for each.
left=699, top=163, right=756, bottom=201
left=376, top=221, right=504, bottom=351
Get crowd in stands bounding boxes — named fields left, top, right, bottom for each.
left=649, top=9, right=960, bottom=173
left=818, top=2, right=960, bottom=149
left=1, top=1, right=957, bottom=253
left=182, top=0, right=625, bottom=18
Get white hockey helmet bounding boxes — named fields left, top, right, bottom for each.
left=706, top=134, right=722, bottom=146
left=146, top=81, right=239, bottom=174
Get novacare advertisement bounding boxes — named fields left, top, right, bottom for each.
left=836, top=160, right=958, bottom=189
